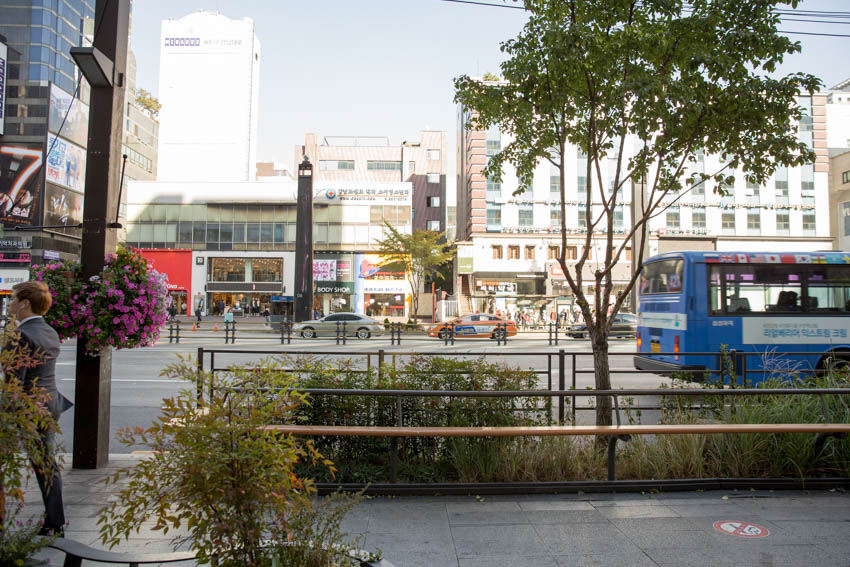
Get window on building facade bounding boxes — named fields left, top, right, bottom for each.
left=666, top=207, right=680, bottom=230
left=746, top=181, right=760, bottom=204
left=625, top=247, right=632, bottom=261
left=801, top=163, right=815, bottom=204
left=566, top=245, right=578, bottom=260
left=486, top=202, right=501, bottom=232
left=578, top=204, right=587, bottom=229
left=577, top=175, right=587, bottom=197
left=252, top=258, right=283, bottom=282
left=550, top=203, right=561, bottom=225
left=210, top=258, right=246, bottom=282
left=798, top=95, right=814, bottom=149
left=319, top=160, right=355, bottom=171
left=747, top=210, right=761, bottom=235
left=614, top=206, right=624, bottom=230
left=775, top=166, right=789, bottom=203
left=776, top=210, right=790, bottom=235
left=427, top=196, right=440, bottom=207
left=525, top=245, right=535, bottom=260
left=692, top=208, right=706, bottom=231
left=486, top=174, right=501, bottom=199
left=843, top=203, right=850, bottom=236
left=803, top=212, right=816, bottom=235
left=518, top=203, right=533, bottom=227
left=548, top=245, right=560, bottom=259
left=426, top=173, right=440, bottom=184
left=426, top=149, right=440, bottom=161
left=426, top=220, right=440, bottom=231
left=722, top=211, right=736, bottom=234
left=508, top=245, right=520, bottom=259
left=492, top=245, right=503, bottom=259
left=842, top=171, right=850, bottom=185
left=366, top=161, right=402, bottom=171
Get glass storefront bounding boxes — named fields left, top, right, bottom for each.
left=364, top=293, right=405, bottom=318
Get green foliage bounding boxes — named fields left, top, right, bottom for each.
left=453, top=0, right=822, bottom=415
left=97, top=355, right=346, bottom=567
left=135, top=88, right=161, bottom=117
left=286, top=355, right=549, bottom=482
left=481, top=72, right=501, bottom=81
left=374, top=222, right=455, bottom=322
left=0, top=325, right=60, bottom=564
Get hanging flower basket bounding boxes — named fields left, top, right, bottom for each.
left=30, top=248, right=170, bottom=354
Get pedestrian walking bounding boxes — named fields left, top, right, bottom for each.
left=4, top=281, right=71, bottom=536
left=195, top=306, right=202, bottom=328
left=263, top=307, right=271, bottom=328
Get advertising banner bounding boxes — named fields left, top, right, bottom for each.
left=44, top=183, right=83, bottom=228
left=315, top=282, right=354, bottom=294
left=315, top=183, right=412, bottom=206
left=313, top=259, right=336, bottom=281
left=0, top=269, right=29, bottom=291
left=0, top=42, right=7, bottom=136
left=48, top=85, right=90, bottom=148
left=46, top=134, right=86, bottom=193
left=0, top=144, right=43, bottom=226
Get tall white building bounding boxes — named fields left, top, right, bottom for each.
left=157, top=11, right=260, bottom=182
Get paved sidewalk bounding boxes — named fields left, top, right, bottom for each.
left=24, top=455, right=850, bottom=566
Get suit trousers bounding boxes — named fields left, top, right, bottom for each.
left=31, top=426, right=65, bottom=531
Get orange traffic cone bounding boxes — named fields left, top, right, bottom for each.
left=213, top=324, right=219, bottom=332
left=192, top=323, right=196, bottom=331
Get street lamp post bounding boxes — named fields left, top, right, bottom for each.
left=70, top=0, right=130, bottom=469
left=293, top=157, right=313, bottom=322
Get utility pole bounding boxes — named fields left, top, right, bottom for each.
left=293, top=157, right=314, bottom=322
left=70, top=0, right=130, bottom=468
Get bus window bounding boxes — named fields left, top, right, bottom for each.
left=640, top=259, right=683, bottom=294
left=710, top=265, right=803, bottom=314
left=807, top=267, right=850, bottom=312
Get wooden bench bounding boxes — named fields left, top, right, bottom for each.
left=46, top=537, right=195, bottom=567
left=261, top=423, right=850, bottom=437
left=45, top=536, right=394, bottom=566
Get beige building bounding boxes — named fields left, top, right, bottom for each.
left=296, top=132, right=446, bottom=234
left=830, top=151, right=850, bottom=250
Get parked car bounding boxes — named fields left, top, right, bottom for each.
left=567, top=313, right=637, bottom=339
left=293, top=313, right=384, bottom=339
left=427, top=314, right=518, bottom=340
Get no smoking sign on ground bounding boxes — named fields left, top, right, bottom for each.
left=713, top=520, right=770, bottom=538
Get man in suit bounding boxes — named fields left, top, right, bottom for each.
left=6, top=281, right=67, bottom=536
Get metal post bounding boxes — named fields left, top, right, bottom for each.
left=571, top=353, right=577, bottom=422
left=740, top=352, right=748, bottom=387
left=335, top=321, right=340, bottom=345
left=389, top=394, right=402, bottom=484
left=293, top=158, right=314, bottom=322
left=72, top=0, right=130, bottom=469
left=378, top=349, right=385, bottom=382
left=607, top=437, right=618, bottom=481
left=231, top=320, right=237, bottom=344
left=224, top=321, right=229, bottom=344
left=342, top=321, right=347, bottom=345
left=196, top=347, right=204, bottom=406
left=279, top=321, right=285, bottom=345
left=730, top=349, right=738, bottom=385
left=548, top=322, right=553, bottom=346
left=554, top=321, right=559, bottom=346
left=168, top=322, right=173, bottom=344
left=558, top=349, right=565, bottom=423
left=176, top=320, right=180, bottom=344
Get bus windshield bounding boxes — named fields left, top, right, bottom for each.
left=639, top=259, right=683, bottom=294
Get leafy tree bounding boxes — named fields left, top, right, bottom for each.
left=135, top=88, right=161, bottom=117
left=481, top=72, right=501, bottom=81
left=454, top=0, right=820, bottom=427
left=375, top=223, right=455, bottom=323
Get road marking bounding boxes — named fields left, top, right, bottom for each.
left=713, top=521, right=769, bottom=538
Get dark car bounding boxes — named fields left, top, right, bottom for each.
left=568, top=313, right=637, bottom=339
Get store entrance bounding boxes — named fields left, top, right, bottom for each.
left=210, top=293, right=272, bottom=317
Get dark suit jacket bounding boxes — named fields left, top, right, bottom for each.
left=7, top=317, right=66, bottom=419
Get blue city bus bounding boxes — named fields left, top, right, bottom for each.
left=634, top=251, right=850, bottom=383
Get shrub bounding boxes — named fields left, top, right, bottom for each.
left=97, top=355, right=381, bottom=567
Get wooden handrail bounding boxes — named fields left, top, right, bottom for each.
left=261, top=423, right=850, bottom=438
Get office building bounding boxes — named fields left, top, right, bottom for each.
left=157, top=11, right=260, bottom=182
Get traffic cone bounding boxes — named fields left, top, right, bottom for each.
left=213, top=324, right=219, bottom=332
left=192, top=323, right=196, bottom=331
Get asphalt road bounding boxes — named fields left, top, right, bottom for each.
left=54, top=332, right=676, bottom=453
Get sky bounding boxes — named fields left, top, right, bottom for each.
left=128, top=0, right=850, bottom=175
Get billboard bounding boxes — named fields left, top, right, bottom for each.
left=48, top=84, right=90, bottom=148
left=0, top=41, right=7, bottom=136
left=44, top=183, right=83, bottom=229
left=46, top=134, right=86, bottom=193
left=0, top=144, right=43, bottom=226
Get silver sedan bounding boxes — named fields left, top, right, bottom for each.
left=292, top=313, right=384, bottom=339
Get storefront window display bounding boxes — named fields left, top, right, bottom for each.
left=210, top=293, right=272, bottom=316
left=209, top=257, right=246, bottom=281
left=365, top=294, right=405, bottom=318
left=252, top=258, right=282, bottom=282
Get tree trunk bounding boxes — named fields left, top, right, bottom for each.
left=591, top=329, right=613, bottom=428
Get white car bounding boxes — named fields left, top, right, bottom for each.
left=292, top=313, right=384, bottom=339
